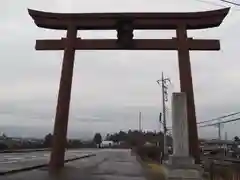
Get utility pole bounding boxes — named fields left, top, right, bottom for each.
left=161, top=72, right=168, bottom=157
left=225, top=132, right=228, bottom=140
left=157, top=72, right=171, bottom=159
left=218, top=123, right=221, bottom=140
left=139, top=111, right=142, bottom=132
left=158, top=112, right=162, bottom=147
left=159, top=112, right=162, bottom=131
left=216, top=119, right=224, bottom=140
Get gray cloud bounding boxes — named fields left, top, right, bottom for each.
left=0, top=0, right=240, bottom=139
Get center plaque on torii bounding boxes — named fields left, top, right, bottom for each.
left=28, top=8, right=229, bottom=171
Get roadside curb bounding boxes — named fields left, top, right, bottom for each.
left=0, top=149, right=50, bottom=154
left=0, top=153, right=96, bottom=176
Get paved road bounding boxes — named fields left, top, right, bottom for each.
left=2, top=149, right=146, bottom=180
left=0, top=149, right=97, bottom=173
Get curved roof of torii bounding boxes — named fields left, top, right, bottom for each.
left=28, top=8, right=230, bottom=30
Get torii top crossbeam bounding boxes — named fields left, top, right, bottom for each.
left=28, top=8, right=229, bottom=30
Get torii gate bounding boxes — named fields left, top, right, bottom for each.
left=28, top=8, right=229, bottom=171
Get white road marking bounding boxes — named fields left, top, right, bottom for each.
left=0, top=150, right=91, bottom=165
left=3, top=155, right=13, bottom=158
left=0, top=160, right=18, bottom=164
left=8, top=157, right=22, bottom=160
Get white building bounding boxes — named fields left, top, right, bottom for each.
left=101, top=141, right=114, bottom=147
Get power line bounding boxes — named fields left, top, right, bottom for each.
left=199, top=117, right=240, bottom=127
left=199, top=113, right=240, bottom=140
left=197, top=111, right=240, bottom=124
left=219, top=0, right=240, bottom=6
left=195, top=0, right=240, bottom=11
left=195, top=0, right=227, bottom=7
left=166, top=111, right=240, bottom=130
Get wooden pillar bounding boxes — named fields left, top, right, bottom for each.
left=50, top=26, right=77, bottom=171
left=176, top=25, right=200, bottom=163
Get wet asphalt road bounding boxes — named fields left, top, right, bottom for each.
left=0, top=149, right=97, bottom=173
left=1, top=149, right=146, bottom=180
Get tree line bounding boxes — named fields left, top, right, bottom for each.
left=0, top=130, right=173, bottom=150
left=94, top=130, right=173, bottom=149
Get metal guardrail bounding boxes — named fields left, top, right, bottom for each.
left=207, top=157, right=240, bottom=164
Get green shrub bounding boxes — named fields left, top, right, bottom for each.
left=136, top=146, right=162, bottom=162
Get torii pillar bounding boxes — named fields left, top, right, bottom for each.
left=176, top=25, right=199, bottom=163
left=49, top=26, right=77, bottom=170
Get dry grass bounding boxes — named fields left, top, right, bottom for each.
left=145, top=162, right=167, bottom=180
left=209, top=164, right=240, bottom=180
left=134, top=146, right=166, bottom=180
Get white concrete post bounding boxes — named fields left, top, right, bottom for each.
left=167, top=93, right=201, bottom=179
left=171, top=92, right=189, bottom=157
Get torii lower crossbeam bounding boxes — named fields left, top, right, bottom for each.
left=35, top=39, right=220, bottom=50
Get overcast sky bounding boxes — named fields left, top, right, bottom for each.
left=0, top=0, right=240, bottom=140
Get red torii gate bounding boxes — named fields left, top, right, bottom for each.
left=28, top=7, right=229, bottom=171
